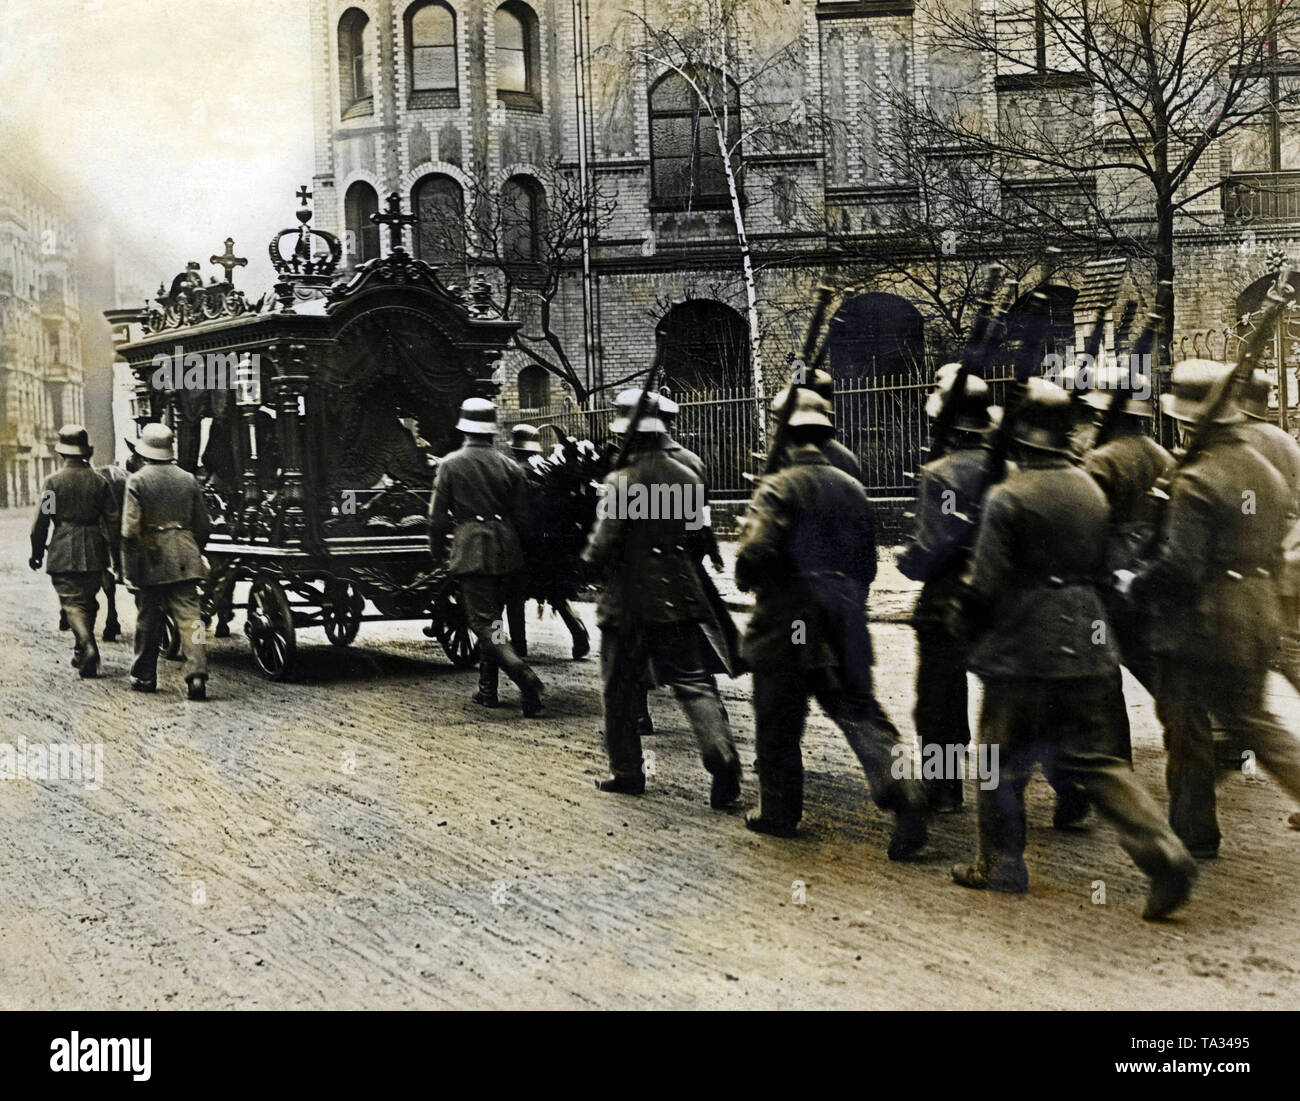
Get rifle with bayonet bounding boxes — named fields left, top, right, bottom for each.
left=755, top=285, right=835, bottom=479
left=1092, top=287, right=1167, bottom=452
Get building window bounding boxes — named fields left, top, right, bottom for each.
left=338, top=8, right=374, bottom=119
left=502, top=175, right=544, bottom=264
left=407, top=1, right=457, bottom=95
left=518, top=364, right=550, bottom=409
left=345, top=182, right=381, bottom=264
left=412, top=174, right=465, bottom=267
left=649, top=68, right=742, bottom=211
left=495, top=2, right=541, bottom=110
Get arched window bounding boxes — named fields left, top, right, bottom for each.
left=654, top=300, right=750, bottom=392
left=406, top=2, right=456, bottom=94
left=411, top=174, right=465, bottom=266
left=495, top=2, right=540, bottom=108
left=517, top=364, right=550, bottom=409
left=338, top=9, right=374, bottom=118
left=501, top=175, right=544, bottom=264
left=649, top=68, right=741, bottom=210
left=344, top=181, right=381, bottom=265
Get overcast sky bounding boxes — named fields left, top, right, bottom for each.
left=0, top=0, right=315, bottom=297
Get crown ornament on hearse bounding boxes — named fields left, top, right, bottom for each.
left=269, top=184, right=343, bottom=306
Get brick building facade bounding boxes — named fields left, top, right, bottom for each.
left=306, top=0, right=1300, bottom=445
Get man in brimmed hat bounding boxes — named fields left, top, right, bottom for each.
left=948, top=378, right=1196, bottom=918
left=122, top=422, right=212, bottom=699
left=29, top=425, right=119, bottom=679
left=770, top=367, right=865, bottom=485
left=737, top=389, right=928, bottom=855
left=1130, top=360, right=1300, bottom=856
left=430, top=398, right=544, bottom=715
left=583, top=389, right=742, bottom=808
left=657, top=394, right=725, bottom=575
left=897, top=365, right=997, bottom=813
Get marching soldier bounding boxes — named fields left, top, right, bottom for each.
left=504, top=423, right=590, bottom=661
left=736, top=390, right=927, bottom=856
left=1130, top=361, right=1300, bottom=857
left=948, top=380, right=1196, bottom=919
left=769, top=368, right=864, bottom=484
left=659, top=395, right=726, bottom=574
left=29, top=425, right=119, bottom=679
left=121, top=423, right=211, bottom=699
left=897, top=367, right=996, bottom=813
left=1080, top=366, right=1171, bottom=700
left=582, top=391, right=742, bottom=807
left=430, top=399, right=544, bottom=716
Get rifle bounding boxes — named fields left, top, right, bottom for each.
left=977, top=288, right=1046, bottom=492
left=611, top=333, right=667, bottom=472
left=926, top=265, right=1008, bottom=465
left=1091, top=289, right=1166, bottom=451
left=759, top=285, right=834, bottom=477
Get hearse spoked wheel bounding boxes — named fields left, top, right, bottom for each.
left=323, top=579, right=364, bottom=647
left=160, top=613, right=183, bottom=661
left=245, top=574, right=296, bottom=681
left=432, top=578, right=479, bottom=667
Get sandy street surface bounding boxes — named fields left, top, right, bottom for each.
left=1, top=506, right=1298, bottom=1010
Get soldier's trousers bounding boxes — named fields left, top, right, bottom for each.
left=914, top=622, right=970, bottom=806
left=51, top=571, right=100, bottom=662
left=459, top=573, right=537, bottom=696
left=976, top=676, right=1190, bottom=885
left=132, top=580, right=207, bottom=683
left=600, top=621, right=737, bottom=783
left=752, top=661, right=919, bottom=827
left=1155, top=659, right=1300, bottom=855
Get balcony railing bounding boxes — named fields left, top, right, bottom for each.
left=1222, top=172, right=1300, bottom=222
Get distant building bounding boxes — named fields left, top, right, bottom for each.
left=0, top=155, right=83, bottom=508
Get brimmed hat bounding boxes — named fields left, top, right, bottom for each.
left=657, top=395, right=680, bottom=423
left=54, top=424, right=92, bottom=458
left=924, top=364, right=995, bottom=432
left=1079, top=363, right=1155, bottom=417
left=1161, top=360, right=1241, bottom=425
left=784, top=389, right=834, bottom=431
left=1239, top=369, right=1272, bottom=421
left=456, top=397, right=498, bottom=435
left=1012, top=378, right=1074, bottom=454
left=610, top=388, right=666, bottom=434
left=510, top=423, right=544, bottom=453
left=136, top=422, right=175, bottom=462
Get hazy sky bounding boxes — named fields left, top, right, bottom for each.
left=0, top=0, right=315, bottom=298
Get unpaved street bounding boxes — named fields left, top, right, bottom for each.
left=1, top=507, right=1298, bottom=1010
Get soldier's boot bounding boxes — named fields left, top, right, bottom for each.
left=596, top=773, right=646, bottom=795
left=78, top=641, right=100, bottom=680
left=883, top=781, right=930, bottom=862
left=558, top=603, right=590, bottom=660
left=517, top=668, right=544, bottom=718
left=951, top=857, right=1029, bottom=894
left=635, top=692, right=655, bottom=738
left=1143, top=852, right=1198, bottom=921
left=102, top=618, right=121, bottom=642
left=473, top=659, right=500, bottom=708
left=746, top=769, right=802, bottom=837
left=186, top=674, right=207, bottom=702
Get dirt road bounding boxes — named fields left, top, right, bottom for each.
left=1, top=508, right=1297, bottom=1009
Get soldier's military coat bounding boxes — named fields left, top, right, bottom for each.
left=121, top=462, right=211, bottom=588
left=428, top=438, right=526, bottom=576
left=31, top=463, right=118, bottom=575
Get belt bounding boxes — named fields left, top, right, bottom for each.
left=471, top=514, right=504, bottom=522
left=1223, top=566, right=1273, bottom=581
left=148, top=522, right=186, bottom=532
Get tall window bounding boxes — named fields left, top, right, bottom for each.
left=345, top=182, right=381, bottom=264
left=495, top=2, right=540, bottom=107
left=502, top=175, right=544, bottom=263
left=338, top=9, right=374, bottom=118
left=518, top=364, right=550, bottom=409
left=649, top=68, right=741, bottom=210
left=407, top=2, right=456, bottom=93
left=412, top=174, right=465, bottom=266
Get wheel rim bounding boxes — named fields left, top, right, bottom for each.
left=434, top=583, right=480, bottom=667
left=245, top=578, right=296, bottom=681
left=323, top=581, right=363, bottom=646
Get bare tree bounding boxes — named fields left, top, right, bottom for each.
left=902, top=0, right=1300, bottom=348
left=616, top=0, right=815, bottom=432
left=421, top=159, right=615, bottom=404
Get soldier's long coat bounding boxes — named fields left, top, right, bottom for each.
left=30, top=463, right=118, bottom=574
left=121, top=462, right=211, bottom=588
